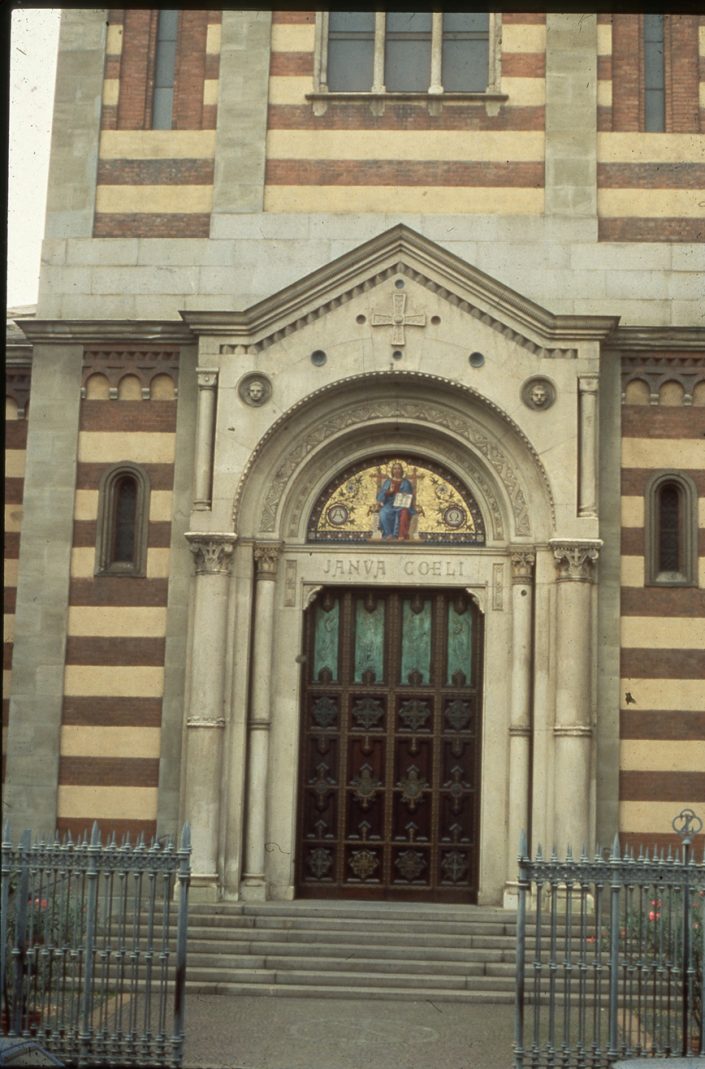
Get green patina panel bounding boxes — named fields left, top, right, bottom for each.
left=354, top=595, right=385, bottom=682
left=447, top=598, right=473, bottom=685
left=313, top=595, right=340, bottom=681
left=400, top=596, right=431, bottom=684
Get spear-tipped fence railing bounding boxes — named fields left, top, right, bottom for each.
left=1, top=821, right=191, bottom=1068
left=515, top=818, right=704, bottom=1068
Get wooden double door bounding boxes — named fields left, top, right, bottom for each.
left=296, top=587, right=483, bottom=901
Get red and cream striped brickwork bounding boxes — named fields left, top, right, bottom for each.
left=265, top=12, right=546, bottom=214
left=3, top=371, right=31, bottom=784
left=620, top=356, right=705, bottom=851
left=597, top=13, right=705, bottom=242
left=95, top=9, right=221, bottom=238
left=56, top=351, right=180, bottom=840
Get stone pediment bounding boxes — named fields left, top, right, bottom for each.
left=180, top=224, right=618, bottom=358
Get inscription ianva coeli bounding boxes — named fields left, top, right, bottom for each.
left=322, top=558, right=465, bottom=578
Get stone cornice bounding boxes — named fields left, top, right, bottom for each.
left=605, top=326, right=705, bottom=352
left=180, top=224, right=620, bottom=356
left=18, top=320, right=196, bottom=345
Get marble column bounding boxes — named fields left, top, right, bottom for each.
left=183, top=532, right=236, bottom=896
left=550, top=539, right=601, bottom=854
left=193, top=368, right=218, bottom=509
left=505, top=551, right=535, bottom=903
left=578, top=376, right=599, bottom=517
left=241, top=542, right=282, bottom=900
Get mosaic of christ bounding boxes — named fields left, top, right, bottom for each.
left=307, top=456, right=485, bottom=545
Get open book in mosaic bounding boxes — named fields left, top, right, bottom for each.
left=307, top=455, right=486, bottom=544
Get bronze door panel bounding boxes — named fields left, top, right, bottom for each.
left=297, top=587, right=482, bottom=902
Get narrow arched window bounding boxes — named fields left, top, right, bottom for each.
left=112, top=475, right=138, bottom=564
left=96, top=464, right=150, bottom=576
left=646, top=473, right=697, bottom=586
left=657, top=481, right=681, bottom=574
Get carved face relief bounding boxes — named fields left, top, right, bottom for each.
left=239, top=374, right=271, bottom=406
left=523, top=378, right=555, bottom=411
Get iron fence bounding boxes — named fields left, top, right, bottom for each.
left=1, top=821, right=190, bottom=1068
left=514, top=816, right=704, bottom=1068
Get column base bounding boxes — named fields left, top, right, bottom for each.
left=240, top=875, right=267, bottom=902
left=503, top=881, right=521, bottom=910
left=189, top=873, right=220, bottom=903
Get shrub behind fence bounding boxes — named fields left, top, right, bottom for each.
left=1, top=822, right=190, bottom=1068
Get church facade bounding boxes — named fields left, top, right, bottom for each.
left=5, top=11, right=704, bottom=905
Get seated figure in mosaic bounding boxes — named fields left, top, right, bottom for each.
left=375, top=462, right=417, bottom=541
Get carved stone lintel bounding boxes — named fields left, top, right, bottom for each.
left=186, top=532, right=237, bottom=575
left=511, top=550, right=536, bottom=584
left=553, top=725, right=593, bottom=737
left=254, top=542, right=283, bottom=580
left=186, top=717, right=226, bottom=728
left=550, top=539, right=602, bottom=582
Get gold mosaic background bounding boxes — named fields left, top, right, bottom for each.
left=309, top=457, right=485, bottom=544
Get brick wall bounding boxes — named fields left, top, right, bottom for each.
left=598, top=14, right=704, bottom=242
left=94, top=9, right=221, bottom=238
left=55, top=350, right=180, bottom=840
left=264, top=11, right=547, bottom=214
left=619, top=353, right=705, bottom=850
left=3, top=366, right=31, bottom=784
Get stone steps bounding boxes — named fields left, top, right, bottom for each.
left=183, top=900, right=521, bottom=1001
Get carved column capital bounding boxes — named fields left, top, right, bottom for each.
left=578, top=374, right=599, bottom=394
left=550, top=539, right=602, bottom=582
left=254, top=542, right=283, bottom=580
left=186, top=532, right=237, bottom=575
left=196, top=367, right=219, bottom=390
left=511, top=550, right=536, bottom=584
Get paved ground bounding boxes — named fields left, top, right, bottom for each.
left=183, top=995, right=516, bottom=1069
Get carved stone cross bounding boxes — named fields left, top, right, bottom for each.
left=371, top=292, right=426, bottom=346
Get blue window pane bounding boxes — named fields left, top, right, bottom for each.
left=444, top=13, right=488, bottom=34
left=386, top=12, right=432, bottom=34
left=313, top=596, right=340, bottom=681
left=152, top=88, right=174, bottom=130
left=447, top=600, right=473, bottom=686
left=327, top=40, right=374, bottom=91
left=328, top=11, right=374, bottom=90
left=643, top=14, right=664, bottom=131
left=442, top=39, right=489, bottom=91
left=385, top=38, right=431, bottom=91
left=400, top=597, right=431, bottom=684
left=329, top=12, right=374, bottom=33
left=354, top=596, right=385, bottom=683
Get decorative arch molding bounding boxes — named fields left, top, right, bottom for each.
left=232, top=370, right=555, bottom=541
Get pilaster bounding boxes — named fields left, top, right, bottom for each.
left=545, top=13, right=598, bottom=223
left=182, top=532, right=237, bottom=898
left=4, top=344, right=82, bottom=835
left=241, top=542, right=282, bottom=900
left=550, top=539, right=602, bottom=853
left=41, top=10, right=106, bottom=245
left=193, top=368, right=218, bottom=510
left=505, top=550, right=535, bottom=906
left=211, top=10, right=272, bottom=217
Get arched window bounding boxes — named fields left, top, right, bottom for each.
left=96, top=464, right=150, bottom=575
left=646, top=473, right=698, bottom=586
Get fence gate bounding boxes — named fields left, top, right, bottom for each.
left=1, top=822, right=190, bottom=1068
left=515, top=824, right=704, bottom=1069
